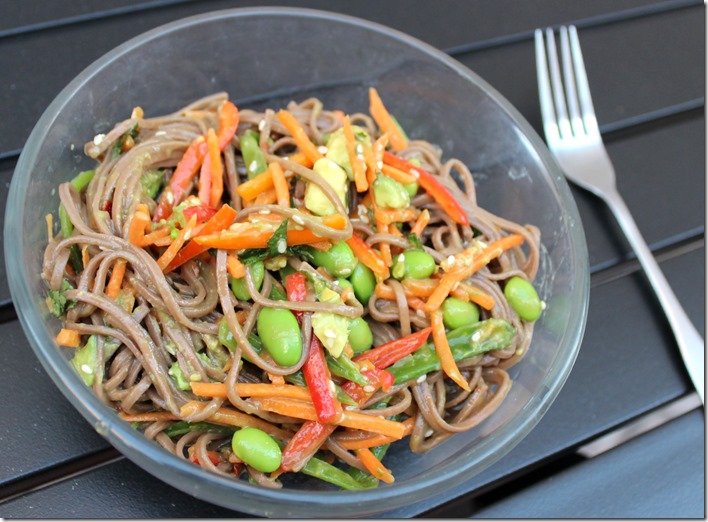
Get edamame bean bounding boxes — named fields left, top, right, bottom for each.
left=403, top=181, right=419, bottom=198
left=349, top=263, right=376, bottom=305
left=392, top=250, right=437, bottom=280
left=310, top=241, right=358, bottom=278
left=336, top=278, right=353, bottom=291
left=230, top=262, right=265, bottom=301
left=257, top=308, right=302, bottom=366
left=441, top=297, right=480, bottom=330
left=231, top=427, right=282, bottom=473
left=504, top=276, right=543, bottom=322
left=348, top=317, right=374, bottom=354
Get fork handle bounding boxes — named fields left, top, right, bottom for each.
left=602, top=189, right=704, bottom=404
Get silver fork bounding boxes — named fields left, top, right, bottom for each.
left=535, top=25, right=704, bottom=404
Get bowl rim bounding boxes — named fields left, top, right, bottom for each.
left=5, top=5, right=589, bottom=516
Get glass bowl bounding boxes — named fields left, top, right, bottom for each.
left=5, top=7, right=589, bottom=518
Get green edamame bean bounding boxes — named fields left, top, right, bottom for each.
left=310, top=241, right=358, bottom=278
left=441, top=297, right=480, bottom=330
left=348, top=317, right=374, bottom=354
left=403, top=181, right=419, bottom=198
left=257, top=307, right=302, bottom=366
left=231, top=427, right=282, bottom=473
left=392, top=250, right=437, bottom=280
left=230, top=262, right=265, bottom=301
left=504, top=276, right=543, bottom=322
left=336, top=278, right=353, bottom=291
left=348, top=263, right=376, bottom=305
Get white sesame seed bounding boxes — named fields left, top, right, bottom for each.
left=259, top=209, right=271, bottom=215
left=184, top=229, right=192, bottom=240
left=328, top=380, right=336, bottom=393
left=324, top=329, right=337, bottom=339
left=155, top=130, right=166, bottom=136
left=416, top=374, right=426, bottom=384
left=541, top=300, right=547, bottom=310
left=360, top=214, right=370, bottom=224
left=425, top=428, right=434, bottom=437
left=277, top=238, right=287, bottom=253
left=471, top=331, right=482, bottom=343
left=355, top=144, right=363, bottom=155
left=363, top=385, right=375, bottom=393
left=93, top=134, right=106, bottom=145
left=409, top=168, right=420, bottom=179
left=446, top=255, right=455, bottom=266
left=81, top=364, right=93, bottom=374
left=339, top=268, right=352, bottom=276
left=166, top=192, right=174, bottom=204
left=258, top=119, right=266, bottom=131
left=292, top=214, right=305, bottom=225
left=397, top=254, right=405, bottom=263
left=416, top=309, right=426, bottom=318
left=70, top=143, right=75, bottom=151
left=452, top=282, right=460, bottom=291
left=345, top=405, right=357, bottom=411
left=189, top=373, right=202, bottom=382
left=317, top=146, right=328, bottom=154
left=376, top=161, right=383, bottom=170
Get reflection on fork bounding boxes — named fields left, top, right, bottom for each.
left=534, top=25, right=704, bottom=404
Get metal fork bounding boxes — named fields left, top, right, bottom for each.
left=535, top=25, right=704, bottom=404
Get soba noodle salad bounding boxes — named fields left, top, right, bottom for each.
left=43, top=89, right=543, bottom=489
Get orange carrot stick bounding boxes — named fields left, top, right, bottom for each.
left=179, top=402, right=292, bottom=441
left=277, top=109, right=323, bottom=164
left=253, top=397, right=407, bottom=439
left=356, top=447, right=395, bottom=483
left=338, top=418, right=415, bottom=450
left=190, top=382, right=314, bottom=402
left=381, top=163, right=417, bottom=185
left=157, top=215, right=197, bottom=272
left=368, top=87, right=408, bottom=152
left=236, top=170, right=275, bottom=201
left=431, top=309, right=470, bottom=391
left=119, top=411, right=179, bottom=422
left=346, top=234, right=389, bottom=277
left=270, top=162, right=290, bottom=208
left=253, top=188, right=277, bottom=206
left=105, top=259, right=127, bottom=299
left=207, top=128, right=224, bottom=208
left=128, top=204, right=151, bottom=246
left=56, top=328, right=80, bottom=348
left=343, top=115, right=368, bottom=192
left=424, top=234, right=524, bottom=312
left=226, top=254, right=246, bottom=279
left=374, top=207, right=420, bottom=226
left=411, top=209, right=430, bottom=236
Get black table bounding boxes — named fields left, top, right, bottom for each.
left=0, top=0, right=704, bottom=517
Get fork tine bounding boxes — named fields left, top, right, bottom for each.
left=559, top=26, right=585, bottom=137
left=544, top=28, right=572, bottom=140
left=534, top=29, right=560, bottom=144
left=567, top=26, right=600, bottom=135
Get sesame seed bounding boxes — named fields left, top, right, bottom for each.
left=339, top=268, right=352, bottom=276
left=324, top=329, right=337, bottom=339
left=416, top=309, right=426, bottom=318
left=189, top=373, right=202, bottom=382
left=328, top=380, right=336, bottom=393
left=471, top=331, right=482, bottom=343
left=70, top=143, right=75, bottom=151
left=425, top=428, right=434, bottom=437
left=317, top=146, right=328, bottom=154
left=166, top=192, right=174, bottom=204
left=397, top=254, right=405, bottom=263
left=184, top=230, right=192, bottom=240
left=360, top=214, right=370, bottom=224
left=541, top=300, right=547, bottom=310
left=447, top=255, right=455, bottom=266
left=355, top=144, right=363, bottom=155
left=258, top=119, right=266, bottom=131
left=345, top=405, right=357, bottom=411
left=376, top=161, right=383, bottom=170
left=93, top=134, right=105, bottom=145
left=259, top=209, right=271, bottom=215
left=292, top=214, right=305, bottom=225
left=81, top=364, right=93, bottom=374
left=277, top=238, right=287, bottom=253
left=416, top=374, right=426, bottom=384
left=410, top=169, right=420, bottom=179
left=155, top=130, right=166, bottom=136
left=363, top=385, right=375, bottom=393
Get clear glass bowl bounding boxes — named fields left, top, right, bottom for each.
left=5, top=7, right=589, bottom=517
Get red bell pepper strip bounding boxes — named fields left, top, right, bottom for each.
left=382, top=151, right=469, bottom=226
left=153, top=136, right=207, bottom=222
left=341, top=365, right=395, bottom=405
left=279, top=422, right=337, bottom=472
left=162, top=204, right=237, bottom=273
left=284, top=271, right=341, bottom=423
left=303, top=335, right=342, bottom=423
left=183, top=204, right=218, bottom=224
left=352, top=327, right=432, bottom=369
left=285, top=272, right=308, bottom=323
left=217, top=101, right=239, bottom=150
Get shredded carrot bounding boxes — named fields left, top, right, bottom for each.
left=458, top=282, right=496, bottom=310
left=195, top=213, right=348, bottom=250
left=287, top=151, right=314, bottom=168
left=277, top=109, right=323, bottom=164
left=374, top=207, right=420, bottom=226
left=375, top=283, right=427, bottom=311
left=368, top=87, right=408, bottom=152
left=411, top=209, right=430, bottom=236
left=190, top=382, right=314, bottom=402
left=338, top=417, right=415, bottom=450
left=356, top=447, right=395, bottom=483
left=362, top=141, right=378, bottom=185
left=226, top=254, right=246, bottom=279
left=431, top=309, right=470, bottom=391
left=139, top=226, right=171, bottom=247
left=56, top=328, right=80, bottom=348
left=253, top=188, right=277, bottom=206
left=81, top=245, right=90, bottom=271
left=179, top=402, right=292, bottom=441
left=424, top=234, right=524, bottom=312
left=236, top=170, right=275, bottom=201
left=128, top=204, right=151, bottom=246
left=381, top=163, right=417, bottom=185
left=346, top=234, right=389, bottom=278
left=253, top=397, right=407, bottom=439
left=377, top=222, right=393, bottom=267
left=156, top=215, right=198, bottom=272
left=270, top=162, right=290, bottom=208
left=343, top=115, right=368, bottom=192
left=268, top=373, right=286, bottom=385
left=105, top=259, right=127, bottom=299
left=119, top=411, right=179, bottom=423
left=152, top=236, right=174, bottom=247
left=207, top=128, right=224, bottom=207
